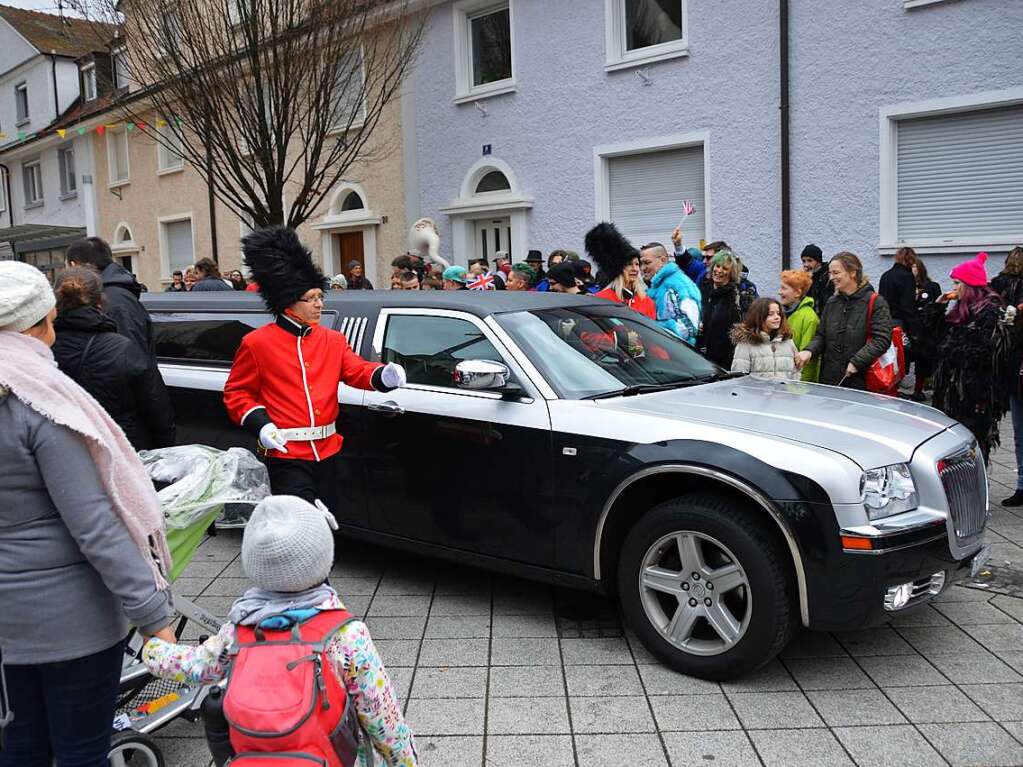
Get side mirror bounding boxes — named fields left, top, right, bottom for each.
left=454, top=359, right=514, bottom=392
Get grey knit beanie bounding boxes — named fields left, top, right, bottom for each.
left=0, top=261, right=55, bottom=332
left=242, top=496, right=338, bottom=593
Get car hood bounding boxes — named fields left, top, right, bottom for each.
left=595, top=376, right=958, bottom=469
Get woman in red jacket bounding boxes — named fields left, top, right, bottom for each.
left=587, top=222, right=656, bottom=320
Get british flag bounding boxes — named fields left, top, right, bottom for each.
left=467, top=273, right=495, bottom=291
left=681, top=200, right=696, bottom=217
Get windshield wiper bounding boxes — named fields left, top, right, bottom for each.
left=698, top=371, right=748, bottom=382
left=585, top=381, right=695, bottom=400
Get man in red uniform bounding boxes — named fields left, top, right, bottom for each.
left=224, top=227, right=406, bottom=511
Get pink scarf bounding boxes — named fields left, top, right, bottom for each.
left=0, top=331, right=170, bottom=590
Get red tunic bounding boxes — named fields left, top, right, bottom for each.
left=595, top=286, right=657, bottom=319
left=223, top=319, right=382, bottom=462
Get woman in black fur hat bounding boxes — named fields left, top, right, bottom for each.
left=586, top=222, right=655, bottom=320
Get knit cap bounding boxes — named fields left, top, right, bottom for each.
left=949, top=252, right=989, bottom=287
left=0, top=261, right=55, bottom=333
left=242, top=496, right=338, bottom=593
left=800, top=244, right=823, bottom=264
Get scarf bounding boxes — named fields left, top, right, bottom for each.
left=228, top=584, right=341, bottom=626
left=0, top=331, right=170, bottom=590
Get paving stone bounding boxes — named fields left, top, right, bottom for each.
left=887, top=605, right=952, bottom=627
left=997, top=651, right=1023, bottom=673
left=194, top=595, right=238, bottom=618
left=638, top=663, right=722, bottom=695
left=961, top=682, right=1023, bottom=721
left=1003, top=721, right=1023, bottom=741
left=367, top=594, right=431, bottom=617
left=424, top=615, right=491, bottom=639
left=727, top=691, right=823, bottom=729
left=490, top=637, right=560, bottom=666
left=487, top=697, right=570, bottom=735
left=151, top=737, right=215, bottom=766
left=371, top=639, right=420, bottom=666
left=374, top=573, right=435, bottom=595
left=331, top=576, right=382, bottom=596
left=718, top=659, right=798, bottom=692
left=570, top=695, right=657, bottom=733
left=489, top=666, right=565, bottom=697
left=932, top=585, right=995, bottom=603
left=434, top=571, right=492, bottom=596
left=648, top=693, right=741, bottom=732
left=964, top=623, right=1023, bottom=654
left=835, top=627, right=916, bottom=656
left=491, top=592, right=554, bottom=616
left=405, top=698, right=485, bottom=736
left=387, top=666, right=413, bottom=701
left=180, top=560, right=230, bottom=579
left=785, top=656, right=875, bottom=690
left=991, top=594, right=1023, bottom=622
left=780, top=631, right=848, bottom=658
left=364, top=615, right=427, bottom=640
left=410, top=666, right=487, bottom=699
left=414, top=736, right=484, bottom=766
left=429, top=593, right=492, bottom=616
left=856, top=654, right=948, bottom=687
left=833, top=725, right=945, bottom=767
left=485, top=735, right=574, bottom=766
left=806, top=688, right=907, bottom=726
left=662, top=731, right=759, bottom=767
left=925, top=651, right=1023, bottom=684
left=491, top=613, right=556, bottom=637
left=898, top=625, right=986, bottom=655
left=574, top=734, right=668, bottom=765
left=935, top=600, right=1021, bottom=625
left=417, top=638, right=490, bottom=667
left=560, top=637, right=634, bottom=665
left=886, top=685, right=990, bottom=723
left=918, top=721, right=1023, bottom=767
left=749, top=728, right=853, bottom=767
left=564, top=664, right=644, bottom=696
left=171, top=577, right=210, bottom=598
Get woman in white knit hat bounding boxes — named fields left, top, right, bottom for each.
left=0, top=260, right=176, bottom=766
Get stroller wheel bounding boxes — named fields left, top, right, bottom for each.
left=108, top=730, right=165, bottom=767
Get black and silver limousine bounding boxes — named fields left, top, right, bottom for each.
left=144, top=289, right=990, bottom=680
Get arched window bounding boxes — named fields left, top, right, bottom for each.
left=118, top=226, right=133, bottom=243
left=475, top=170, right=511, bottom=194
left=340, top=191, right=365, bottom=211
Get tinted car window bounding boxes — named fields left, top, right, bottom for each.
left=152, top=312, right=274, bottom=364
left=382, top=315, right=505, bottom=388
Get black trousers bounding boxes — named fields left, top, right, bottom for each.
left=266, top=453, right=341, bottom=518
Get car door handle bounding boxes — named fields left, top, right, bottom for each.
left=368, top=401, right=405, bottom=416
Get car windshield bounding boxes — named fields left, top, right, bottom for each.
left=498, top=305, right=727, bottom=399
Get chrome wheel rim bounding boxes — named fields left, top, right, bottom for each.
left=639, top=530, right=752, bottom=656
left=109, top=739, right=161, bottom=767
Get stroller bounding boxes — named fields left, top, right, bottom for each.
left=107, top=446, right=270, bottom=767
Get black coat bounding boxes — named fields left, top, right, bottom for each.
left=698, top=282, right=750, bottom=369
left=807, top=268, right=834, bottom=318
left=805, top=285, right=893, bottom=389
left=191, top=276, right=234, bottom=291
left=348, top=276, right=374, bottom=290
left=990, top=272, right=1023, bottom=395
left=100, top=262, right=154, bottom=358
left=878, top=263, right=919, bottom=336
left=912, top=279, right=943, bottom=372
left=52, top=306, right=176, bottom=451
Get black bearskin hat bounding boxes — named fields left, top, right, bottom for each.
left=585, top=222, right=639, bottom=282
left=242, top=227, right=326, bottom=315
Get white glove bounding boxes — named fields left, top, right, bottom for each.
left=381, top=362, right=407, bottom=389
left=259, top=422, right=289, bottom=453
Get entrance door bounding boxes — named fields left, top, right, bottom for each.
left=333, top=231, right=365, bottom=275
left=473, top=217, right=511, bottom=262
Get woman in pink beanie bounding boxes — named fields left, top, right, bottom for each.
left=927, top=252, right=1012, bottom=458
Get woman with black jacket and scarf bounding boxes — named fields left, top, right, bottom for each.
left=795, top=251, right=894, bottom=389
left=698, top=249, right=756, bottom=368
left=989, top=246, right=1023, bottom=502
left=52, top=267, right=176, bottom=450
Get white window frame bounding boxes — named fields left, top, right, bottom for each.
left=157, top=9, right=182, bottom=59
left=0, top=169, right=7, bottom=213
left=14, top=82, right=29, bottom=125
left=593, top=129, right=711, bottom=236
left=156, top=122, right=184, bottom=174
left=58, top=144, right=77, bottom=198
left=106, top=126, right=131, bottom=187
left=604, top=0, right=689, bottom=72
left=82, top=63, right=97, bottom=101
left=878, top=87, right=1023, bottom=255
left=452, top=0, right=516, bottom=104
left=158, top=212, right=196, bottom=278
left=329, top=45, right=367, bottom=134
left=22, top=158, right=43, bottom=206
left=112, top=48, right=129, bottom=91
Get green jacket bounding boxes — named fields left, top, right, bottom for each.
left=788, top=296, right=820, bottom=382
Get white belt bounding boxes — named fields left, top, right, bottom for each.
left=279, top=424, right=336, bottom=441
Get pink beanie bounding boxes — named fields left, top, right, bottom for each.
left=949, top=252, right=989, bottom=287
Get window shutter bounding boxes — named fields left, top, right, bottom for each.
left=166, top=220, right=194, bottom=272
left=608, top=145, right=706, bottom=251
left=896, top=103, right=1023, bottom=243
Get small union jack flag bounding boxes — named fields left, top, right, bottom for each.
left=681, top=200, right=696, bottom=217
left=467, top=273, right=495, bottom=291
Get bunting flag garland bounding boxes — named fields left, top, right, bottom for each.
left=96, top=125, right=105, bottom=136
left=1, top=117, right=184, bottom=144
left=76, top=127, right=86, bottom=136
left=125, top=123, right=134, bottom=132
left=156, top=119, right=167, bottom=127
left=16, top=131, right=25, bottom=140
left=56, top=129, right=66, bottom=139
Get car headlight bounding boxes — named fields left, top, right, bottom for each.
left=860, top=463, right=918, bottom=520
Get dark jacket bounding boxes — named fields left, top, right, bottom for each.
left=165, top=283, right=187, bottom=292
left=879, top=262, right=919, bottom=335
left=912, top=278, right=943, bottom=373
left=100, top=261, right=154, bottom=356
left=698, top=281, right=755, bottom=369
left=808, top=268, right=834, bottom=318
left=990, top=272, right=1023, bottom=395
left=191, top=276, right=234, bottom=291
left=52, top=306, right=176, bottom=450
left=805, top=284, right=893, bottom=389
left=348, top=276, right=374, bottom=290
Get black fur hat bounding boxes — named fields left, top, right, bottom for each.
left=585, top=222, right=639, bottom=282
left=242, top=227, right=326, bottom=315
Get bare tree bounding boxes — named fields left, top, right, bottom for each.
left=71, top=0, right=425, bottom=229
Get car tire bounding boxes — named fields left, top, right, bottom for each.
left=618, top=492, right=797, bottom=680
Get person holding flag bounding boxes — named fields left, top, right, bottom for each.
left=223, top=227, right=407, bottom=515
left=670, top=200, right=706, bottom=284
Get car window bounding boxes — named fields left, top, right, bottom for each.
left=382, top=315, right=507, bottom=389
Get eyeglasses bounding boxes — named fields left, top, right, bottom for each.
left=297, top=294, right=325, bottom=305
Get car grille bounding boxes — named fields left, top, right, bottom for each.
left=939, top=448, right=989, bottom=540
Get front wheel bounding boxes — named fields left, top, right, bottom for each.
left=108, top=730, right=165, bottom=767
left=618, top=493, right=797, bottom=680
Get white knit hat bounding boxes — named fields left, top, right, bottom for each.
left=0, top=261, right=55, bottom=333
left=242, top=496, right=338, bottom=593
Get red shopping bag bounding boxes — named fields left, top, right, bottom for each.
left=864, top=293, right=905, bottom=394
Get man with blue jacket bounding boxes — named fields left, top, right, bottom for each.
left=640, top=242, right=702, bottom=345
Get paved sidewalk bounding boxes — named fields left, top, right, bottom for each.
left=154, top=441, right=1023, bottom=767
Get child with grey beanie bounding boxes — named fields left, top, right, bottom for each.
left=142, top=495, right=418, bottom=766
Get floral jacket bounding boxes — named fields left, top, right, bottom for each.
left=142, top=604, right=417, bottom=767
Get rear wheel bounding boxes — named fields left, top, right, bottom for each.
left=108, top=730, right=165, bottom=767
left=618, top=493, right=797, bottom=680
